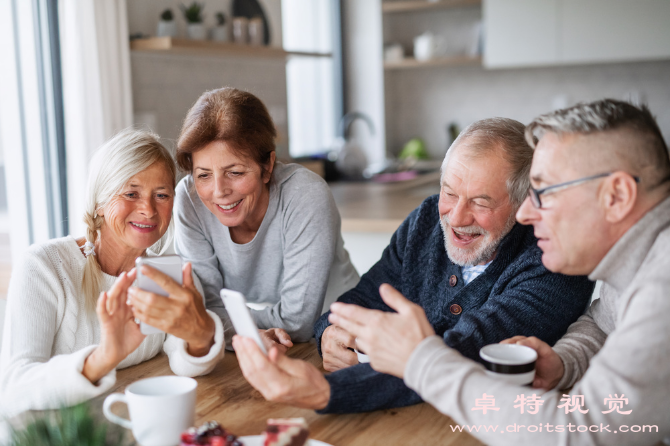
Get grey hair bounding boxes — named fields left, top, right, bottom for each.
left=525, top=99, right=670, bottom=190
left=82, top=128, right=177, bottom=309
left=441, top=117, right=534, bottom=207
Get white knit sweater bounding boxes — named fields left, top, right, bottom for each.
left=0, top=236, right=225, bottom=420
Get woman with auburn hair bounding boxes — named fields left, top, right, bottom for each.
left=175, top=87, right=359, bottom=343
left=0, top=129, right=225, bottom=419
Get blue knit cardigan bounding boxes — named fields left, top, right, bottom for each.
left=314, top=195, right=594, bottom=414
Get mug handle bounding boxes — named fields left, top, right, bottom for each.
left=103, top=393, right=132, bottom=430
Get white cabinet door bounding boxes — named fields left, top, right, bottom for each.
left=483, top=0, right=559, bottom=68
left=560, top=0, right=670, bottom=64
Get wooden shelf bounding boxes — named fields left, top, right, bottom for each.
left=384, top=55, right=481, bottom=70
left=382, top=0, right=481, bottom=13
left=130, top=37, right=331, bottom=59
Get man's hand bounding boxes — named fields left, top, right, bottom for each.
left=500, top=336, right=564, bottom=389
left=328, top=283, right=435, bottom=379
left=259, top=328, right=293, bottom=354
left=321, top=325, right=358, bottom=371
left=232, top=336, right=330, bottom=410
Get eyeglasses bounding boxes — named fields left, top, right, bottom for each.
left=528, top=172, right=640, bottom=209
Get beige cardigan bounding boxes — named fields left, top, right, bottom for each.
left=0, top=236, right=225, bottom=420
left=404, top=197, right=670, bottom=445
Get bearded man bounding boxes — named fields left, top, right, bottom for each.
left=234, top=117, right=595, bottom=414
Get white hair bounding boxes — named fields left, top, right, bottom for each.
left=441, top=118, right=533, bottom=208
left=82, top=128, right=176, bottom=308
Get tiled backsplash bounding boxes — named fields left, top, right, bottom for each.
left=130, top=52, right=289, bottom=159
left=384, top=60, right=670, bottom=159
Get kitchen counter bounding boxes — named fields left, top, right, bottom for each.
left=329, top=171, right=441, bottom=233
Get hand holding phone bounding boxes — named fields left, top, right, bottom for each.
left=136, top=256, right=183, bottom=335
left=220, top=289, right=267, bottom=355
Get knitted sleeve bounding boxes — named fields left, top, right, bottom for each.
left=0, top=247, right=115, bottom=418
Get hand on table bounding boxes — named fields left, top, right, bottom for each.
left=500, top=336, right=564, bottom=389
left=84, top=270, right=146, bottom=383
left=259, top=328, right=293, bottom=354
left=328, top=283, right=435, bottom=379
left=321, top=325, right=358, bottom=372
left=232, top=336, right=330, bottom=410
left=128, top=263, right=215, bottom=357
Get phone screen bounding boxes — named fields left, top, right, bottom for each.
left=220, top=289, right=267, bottom=355
left=136, top=255, right=183, bottom=335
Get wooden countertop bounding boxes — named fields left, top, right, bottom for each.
left=104, top=342, right=481, bottom=446
left=329, top=172, right=441, bottom=233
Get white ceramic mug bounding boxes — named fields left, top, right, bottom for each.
left=103, top=376, right=197, bottom=446
left=479, top=344, right=537, bottom=386
left=354, top=337, right=370, bottom=363
left=413, top=32, right=446, bottom=61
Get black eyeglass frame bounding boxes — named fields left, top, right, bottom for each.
left=528, top=172, right=641, bottom=209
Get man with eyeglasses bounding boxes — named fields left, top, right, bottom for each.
left=232, top=118, right=594, bottom=414
left=326, top=99, right=670, bottom=444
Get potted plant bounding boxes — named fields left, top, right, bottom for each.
left=156, top=8, right=176, bottom=38
left=180, top=2, right=206, bottom=40
left=211, top=12, right=228, bottom=42
left=10, top=402, right=127, bottom=446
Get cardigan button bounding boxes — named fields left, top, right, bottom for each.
left=449, top=275, right=458, bottom=287
left=449, top=304, right=462, bottom=315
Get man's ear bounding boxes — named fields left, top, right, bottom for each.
left=600, top=172, right=637, bottom=223
left=263, top=152, right=276, bottom=184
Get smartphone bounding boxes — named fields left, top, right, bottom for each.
left=220, top=289, right=267, bottom=355
left=136, top=255, right=183, bottom=335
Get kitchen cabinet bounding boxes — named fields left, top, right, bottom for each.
left=484, top=0, right=670, bottom=68
left=483, top=0, right=558, bottom=68
left=560, top=0, right=670, bottom=64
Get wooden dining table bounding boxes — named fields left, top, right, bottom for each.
left=103, top=341, right=483, bottom=446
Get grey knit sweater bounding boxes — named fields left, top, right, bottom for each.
left=174, top=162, right=359, bottom=343
left=405, top=196, right=670, bottom=445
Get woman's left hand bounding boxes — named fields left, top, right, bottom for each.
left=259, top=328, right=293, bottom=354
left=128, top=262, right=215, bottom=357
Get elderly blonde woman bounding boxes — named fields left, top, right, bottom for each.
left=0, top=129, right=225, bottom=419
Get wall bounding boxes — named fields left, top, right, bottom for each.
left=0, top=299, right=5, bottom=351
left=384, top=60, right=670, bottom=158
left=127, top=1, right=289, bottom=159
left=342, top=0, right=386, bottom=167
left=130, top=52, right=289, bottom=159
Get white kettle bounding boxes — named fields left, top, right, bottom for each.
left=332, top=112, right=375, bottom=179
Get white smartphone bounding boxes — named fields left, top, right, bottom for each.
left=136, top=255, right=183, bottom=335
left=220, top=289, right=267, bottom=355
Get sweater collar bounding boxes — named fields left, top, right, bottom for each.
left=589, top=196, right=670, bottom=293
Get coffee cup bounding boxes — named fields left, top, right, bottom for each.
left=103, top=376, right=197, bottom=446
left=354, top=338, right=369, bottom=363
left=479, top=344, right=537, bottom=385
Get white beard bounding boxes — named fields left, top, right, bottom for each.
left=440, top=213, right=516, bottom=266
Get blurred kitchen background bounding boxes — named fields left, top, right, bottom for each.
left=1, top=0, right=669, bottom=343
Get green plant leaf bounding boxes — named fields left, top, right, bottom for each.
left=9, top=402, right=129, bottom=446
